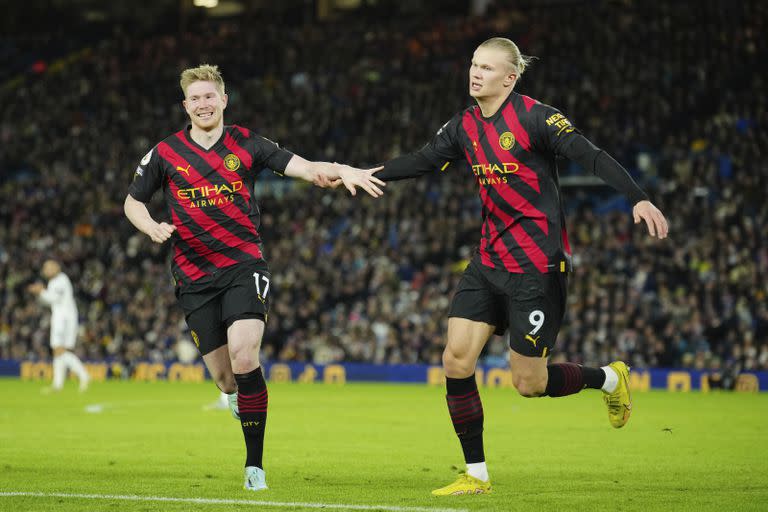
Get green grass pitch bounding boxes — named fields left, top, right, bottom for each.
left=1, top=378, right=767, bottom=511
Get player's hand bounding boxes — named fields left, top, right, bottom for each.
left=312, top=171, right=338, bottom=188
left=336, top=165, right=386, bottom=198
left=633, top=200, right=668, bottom=239
left=147, top=222, right=176, bottom=244
left=27, top=282, right=44, bottom=295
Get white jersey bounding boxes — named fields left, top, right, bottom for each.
left=39, top=272, right=79, bottom=348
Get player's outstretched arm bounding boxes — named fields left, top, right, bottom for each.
left=124, top=194, right=176, bottom=244
left=561, top=134, right=669, bottom=239
left=283, top=155, right=385, bottom=197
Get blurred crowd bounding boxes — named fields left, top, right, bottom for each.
left=1, top=0, right=766, bottom=374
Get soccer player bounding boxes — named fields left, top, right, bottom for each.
left=28, top=260, right=90, bottom=392
left=124, top=64, right=384, bottom=491
left=376, top=38, right=669, bottom=495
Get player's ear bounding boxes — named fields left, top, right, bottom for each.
left=222, top=93, right=228, bottom=110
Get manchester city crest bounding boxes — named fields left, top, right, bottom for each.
left=224, top=153, right=241, bottom=172
left=499, top=131, right=515, bottom=151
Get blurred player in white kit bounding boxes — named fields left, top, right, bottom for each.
left=28, top=260, right=90, bottom=392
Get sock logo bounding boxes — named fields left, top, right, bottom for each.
left=241, top=421, right=261, bottom=427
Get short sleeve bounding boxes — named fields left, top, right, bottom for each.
left=418, top=113, right=465, bottom=167
left=533, top=104, right=582, bottom=156
left=128, top=146, right=165, bottom=202
left=251, top=135, right=295, bottom=176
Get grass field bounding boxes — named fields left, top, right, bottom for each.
left=1, top=378, right=767, bottom=512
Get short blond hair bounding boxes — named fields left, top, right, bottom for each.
left=479, top=37, right=534, bottom=77
left=180, top=64, right=225, bottom=97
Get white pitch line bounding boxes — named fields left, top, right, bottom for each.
left=0, top=491, right=469, bottom=512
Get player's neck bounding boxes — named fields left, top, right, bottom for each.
left=476, top=92, right=512, bottom=118
left=189, top=123, right=224, bottom=150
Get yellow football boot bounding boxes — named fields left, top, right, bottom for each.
left=603, top=361, right=632, bottom=428
left=431, top=473, right=491, bottom=496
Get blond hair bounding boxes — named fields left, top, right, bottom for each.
left=180, top=64, right=225, bottom=97
left=479, top=37, right=534, bottom=77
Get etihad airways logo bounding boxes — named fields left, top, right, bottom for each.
left=472, top=162, right=519, bottom=185
left=177, top=180, right=243, bottom=208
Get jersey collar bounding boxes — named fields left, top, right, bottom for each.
left=183, top=125, right=227, bottom=152
left=477, top=93, right=515, bottom=123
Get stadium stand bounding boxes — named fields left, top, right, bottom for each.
left=1, top=0, right=766, bottom=378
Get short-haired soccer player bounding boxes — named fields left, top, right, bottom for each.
left=124, top=64, right=385, bottom=491
left=376, top=38, right=669, bottom=495
left=28, top=260, right=90, bottom=392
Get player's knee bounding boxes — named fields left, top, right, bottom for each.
left=513, top=374, right=546, bottom=397
left=229, top=344, right=260, bottom=374
left=442, top=347, right=474, bottom=376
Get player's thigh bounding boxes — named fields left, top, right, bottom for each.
left=184, top=299, right=228, bottom=356
left=51, top=317, right=77, bottom=350
left=448, top=260, right=506, bottom=335
left=220, top=262, right=271, bottom=330
left=506, top=272, right=567, bottom=359
left=227, top=319, right=266, bottom=373
left=227, top=318, right=266, bottom=352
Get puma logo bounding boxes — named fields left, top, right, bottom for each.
left=176, top=164, right=191, bottom=176
left=525, top=334, right=540, bottom=347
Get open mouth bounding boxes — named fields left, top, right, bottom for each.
left=470, top=82, right=482, bottom=91
left=197, top=112, right=214, bottom=119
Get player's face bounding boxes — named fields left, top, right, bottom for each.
left=183, top=81, right=228, bottom=131
left=468, top=46, right=517, bottom=100
left=41, top=260, right=59, bottom=280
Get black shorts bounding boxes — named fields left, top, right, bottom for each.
left=176, top=260, right=271, bottom=356
left=448, top=259, right=567, bottom=358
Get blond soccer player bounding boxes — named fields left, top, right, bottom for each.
left=124, top=64, right=384, bottom=491
left=376, top=38, right=668, bottom=495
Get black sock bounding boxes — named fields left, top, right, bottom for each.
left=235, top=367, right=268, bottom=469
left=446, top=375, right=485, bottom=464
left=544, top=363, right=605, bottom=397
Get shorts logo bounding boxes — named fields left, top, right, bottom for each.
left=499, top=131, right=515, bottom=151
left=191, top=330, right=200, bottom=348
left=224, top=154, right=241, bottom=172
left=525, top=334, right=540, bottom=348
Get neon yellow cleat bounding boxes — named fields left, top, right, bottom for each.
left=431, top=473, right=491, bottom=496
left=603, top=361, right=632, bottom=428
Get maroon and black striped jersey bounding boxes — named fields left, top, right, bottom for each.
left=419, top=92, right=580, bottom=274
left=128, top=125, right=294, bottom=286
